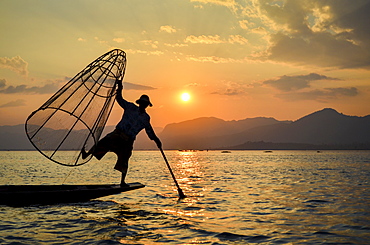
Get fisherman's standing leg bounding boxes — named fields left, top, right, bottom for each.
left=114, top=154, right=130, bottom=187
left=114, top=145, right=132, bottom=187
left=120, top=161, right=129, bottom=187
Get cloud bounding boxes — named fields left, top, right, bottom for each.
left=239, top=20, right=251, bottom=30
left=0, top=99, right=26, bottom=108
left=0, top=79, right=6, bottom=88
left=250, top=27, right=267, bottom=35
left=0, top=79, right=154, bottom=94
left=125, top=49, right=164, bottom=56
left=228, top=35, right=248, bottom=44
left=113, top=38, right=125, bottom=43
left=325, top=87, right=359, bottom=97
left=253, top=0, right=370, bottom=69
left=211, top=82, right=247, bottom=96
left=0, top=56, right=29, bottom=76
left=94, top=36, right=108, bottom=45
left=185, top=35, right=224, bottom=44
left=186, top=55, right=245, bottom=63
left=140, top=40, right=159, bottom=49
left=185, top=34, right=249, bottom=45
left=0, top=80, right=60, bottom=94
left=211, top=88, right=244, bottom=96
left=190, top=0, right=236, bottom=8
left=262, top=72, right=358, bottom=102
left=185, top=83, right=201, bottom=88
left=164, top=43, right=188, bottom=48
left=276, top=87, right=359, bottom=102
left=159, top=25, right=177, bottom=33
left=123, top=82, right=157, bottom=90
left=263, top=73, right=340, bottom=92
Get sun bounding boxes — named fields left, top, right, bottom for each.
left=181, top=92, right=191, bottom=102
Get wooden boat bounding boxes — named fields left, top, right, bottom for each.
left=0, top=182, right=145, bottom=206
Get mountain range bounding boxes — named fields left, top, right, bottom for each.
left=159, top=108, right=370, bottom=150
left=1, top=108, right=369, bottom=150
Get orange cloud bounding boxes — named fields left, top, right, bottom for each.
left=159, top=25, right=177, bottom=33
left=276, top=87, right=358, bottom=102
left=0, top=99, right=26, bottom=108
left=190, top=0, right=236, bottom=8
left=228, top=35, right=248, bottom=44
left=263, top=73, right=340, bottom=92
left=185, top=34, right=248, bottom=45
left=186, top=55, right=244, bottom=63
left=253, top=0, right=370, bottom=69
left=185, top=35, right=224, bottom=44
left=113, top=38, right=125, bottom=43
left=0, top=56, right=28, bottom=76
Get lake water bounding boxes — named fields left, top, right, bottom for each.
left=0, top=150, right=369, bottom=244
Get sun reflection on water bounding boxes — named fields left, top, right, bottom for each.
left=158, top=151, right=208, bottom=222
left=171, top=151, right=208, bottom=195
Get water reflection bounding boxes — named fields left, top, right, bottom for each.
left=1, top=150, right=369, bottom=244
left=171, top=151, right=205, bottom=194
left=160, top=151, right=207, bottom=219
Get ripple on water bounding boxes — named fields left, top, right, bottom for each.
left=1, top=150, right=370, bottom=244
left=215, top=232, right=271, bottom=243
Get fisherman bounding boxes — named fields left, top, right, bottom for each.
left=81, top=80, right=162, bottom=187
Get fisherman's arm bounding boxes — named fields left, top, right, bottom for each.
left=145, top=124, right=162, bottom=148
left=116, top=80, right=128, bottom=108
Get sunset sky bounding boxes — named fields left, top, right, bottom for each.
left=1, top=0, right=370, bottom=128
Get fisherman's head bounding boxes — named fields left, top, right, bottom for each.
left=136, top=94, right=152, bottom=108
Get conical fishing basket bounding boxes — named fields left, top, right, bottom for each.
left=25, top=49, right=126, bottom=166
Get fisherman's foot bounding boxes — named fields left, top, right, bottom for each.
left=120, top=182, right=130, bottom=188
left=81, top=148, right=90, bottom=159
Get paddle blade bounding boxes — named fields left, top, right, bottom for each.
left=178, top=188, right=186, bottom=199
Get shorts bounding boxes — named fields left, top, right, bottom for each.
left=93, top=129, right=134, bottom=172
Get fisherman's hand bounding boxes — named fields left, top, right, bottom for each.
left=116, top=80, right=123, bottom=91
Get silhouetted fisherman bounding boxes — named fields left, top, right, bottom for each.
left=81, top=80, right=162, bottom=186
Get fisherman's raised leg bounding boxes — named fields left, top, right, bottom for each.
left=81, top=136, right=110, bottom=160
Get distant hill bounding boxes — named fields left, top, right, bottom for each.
left=0, top=124, right=162, bottom=150
left=160, top=117, right=290, bottom=149
left=0, top=124, right=34, bottom=150
left=158, top=108, right=370, bottom=149
left=0, top=108, right=369, bottom=150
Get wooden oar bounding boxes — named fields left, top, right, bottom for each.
left=159, top=147, right=186, bottom=199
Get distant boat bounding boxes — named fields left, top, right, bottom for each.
left=221, top=151, right=231, bottom=153
left=0, top=182, right=144, bottom=206
left=264, top=150, right=273, bottom=153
